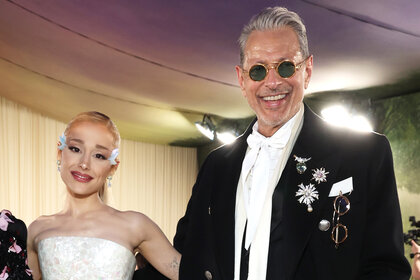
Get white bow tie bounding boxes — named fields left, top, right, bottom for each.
left=246, top=132, right=288, bottom=151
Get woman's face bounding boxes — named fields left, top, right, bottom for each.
left=58, top=121, right=117, bottom=199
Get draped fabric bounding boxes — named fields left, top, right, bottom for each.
left=0, top=96, right=197, bottom=240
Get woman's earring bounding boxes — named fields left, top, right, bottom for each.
left=57, top=160, right=61, bottom=172
left=107, top=176, right=112, bottom=188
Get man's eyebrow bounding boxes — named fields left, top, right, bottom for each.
left=252, top=57, right=288, bottom=64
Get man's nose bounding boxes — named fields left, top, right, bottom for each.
left=264, top=67, right=283, bottom=89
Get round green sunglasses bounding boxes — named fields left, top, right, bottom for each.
left=243, top=57, right=310, bottom=81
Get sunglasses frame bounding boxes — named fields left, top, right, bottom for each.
left=243, top=56, right=310, bottom=82
left=331, top=191, right=350, bottom=248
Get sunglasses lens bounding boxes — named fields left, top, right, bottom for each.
left=331, top=224, right=348, bottom=244
left=334, top=196, right=350, bottom=215
left=249, top=65, right=267, bottom=81
left=278, top=61, right=296, bottom=78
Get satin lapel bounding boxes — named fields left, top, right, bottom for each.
left=211, top=120, right=254, bottom=279
left=279, top=106, right=344, bottom=278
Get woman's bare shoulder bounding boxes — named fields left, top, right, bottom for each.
left=111, top=209, right=152, bottom=226
left=29, top=214, right=55, bottom=231
left=27, top=213, right=63, bottom=246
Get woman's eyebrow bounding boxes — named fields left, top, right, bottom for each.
left=95, top=144, right=110, bottom=151
left=68, top=138, right=83, bottom=144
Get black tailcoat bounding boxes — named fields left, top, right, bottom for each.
left=173, top=105, right=411, bottom=280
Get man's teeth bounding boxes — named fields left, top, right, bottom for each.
left=263, top=94, right=286, bottom=101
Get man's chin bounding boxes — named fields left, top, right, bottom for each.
left=257, top=118, right=287, bottom=136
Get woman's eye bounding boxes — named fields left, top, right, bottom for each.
left=68, top=146, right=80, bottom=153
left=94, top=154, right=107, bottom=160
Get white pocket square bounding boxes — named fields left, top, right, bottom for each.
left=329, top=177, right=353, bottom=197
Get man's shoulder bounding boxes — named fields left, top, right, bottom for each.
left=207, top=134, right=247, bottom=159
left=305, top=109, right=388, bottom=147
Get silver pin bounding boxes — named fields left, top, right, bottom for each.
left=208, top=206, right=211, bottom=215
left=294, top=155, right=311, bottom=174
left=319, top=219, right=330, bottom=231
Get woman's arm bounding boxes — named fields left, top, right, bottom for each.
left=27, top=221, right=42, bottom=280
left=412, top=240, right=420, bottom=280
left=134, top=214, right=180, bottom=280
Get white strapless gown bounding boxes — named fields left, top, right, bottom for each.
left=38, top=236, right=136, bottom=280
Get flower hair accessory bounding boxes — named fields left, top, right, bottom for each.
left=58, top=134, right=67, bottom=150
left=108, top=148, right=119, bottom=165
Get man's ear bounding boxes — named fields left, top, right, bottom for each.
left=304, top=55, right=313, bottom=89
left=235, top=65, right=247, bottom=97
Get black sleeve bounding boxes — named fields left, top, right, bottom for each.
left=359, top=136, right=411, bottom=279
left=132, top=264, right=168, bottom=280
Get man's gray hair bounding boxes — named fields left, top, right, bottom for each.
left=238, top=7, right=309, bottom=66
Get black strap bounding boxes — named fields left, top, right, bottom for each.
left=240, top=222, right=250, bottom=280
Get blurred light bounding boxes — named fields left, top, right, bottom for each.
left=348, top=115, right=373, bottom=132
left=195, top=122, right=214, bottom=140
left=321, top=105, right=373, bottom=132
left=195, top=114, right=238, bottom=144
left=321, top=105, right=349, bottom=127
left=216, top=132, right=237, bottom=144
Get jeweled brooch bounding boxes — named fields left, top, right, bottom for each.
left=296, top=183, right=319, bottom=212
left=293, top=155, right=311, bottom=174
left=312, top=167, right=329, bottom=184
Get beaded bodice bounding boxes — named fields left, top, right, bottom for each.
left=38, top=236, right=135, bottom=280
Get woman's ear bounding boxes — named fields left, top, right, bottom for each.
left=109, top=159, right=120, bottom=176
left=57, top=149, right=62, bottom=162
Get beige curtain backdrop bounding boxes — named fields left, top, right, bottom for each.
left=0, top=96, right=197, bottom=240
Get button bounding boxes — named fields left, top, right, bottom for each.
left=318, top=219, right=330, bottom=231
left=204, top=270, right=212, bottom=280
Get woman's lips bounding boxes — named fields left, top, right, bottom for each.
left=71, top=171, right=93, bottom=183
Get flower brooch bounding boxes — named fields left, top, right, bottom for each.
left=296, top=183, right=319, bottom=212
left=294, top=155, right=329, bottom=212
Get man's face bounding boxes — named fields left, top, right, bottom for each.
left=236, top=27, right=313, bottom=137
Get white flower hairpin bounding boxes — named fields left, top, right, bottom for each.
left=108, top=148, right=119, bottom=165
left=58, top=134, right=67, bottom=150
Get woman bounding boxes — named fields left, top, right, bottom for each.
left=412, top=240, right=420, bottom=280
left=0, top=209, right=32, bottom=279
left=27, top=112, right=180, bottom=280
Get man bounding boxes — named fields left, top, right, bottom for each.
left=173, top=7, right=411, bottom=280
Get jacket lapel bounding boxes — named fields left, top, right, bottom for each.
left=211, top=120, right=255, bottom=279
left=279, top=106, right=345, bottom=278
